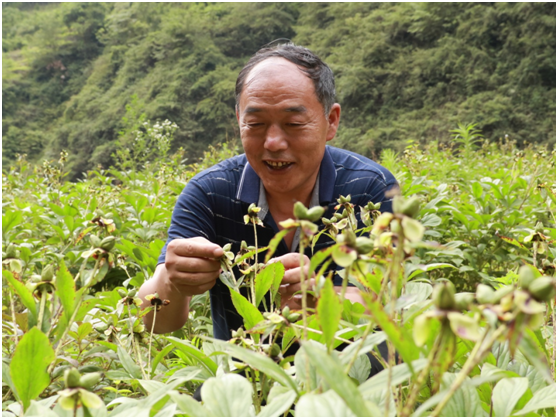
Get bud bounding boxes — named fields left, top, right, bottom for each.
left=306, top=206, right=325, bottom=222
left=432, top=282, right=456, bottom=310
left=528, top=276, right=556, bottom=302
left=90, top=235, right=101, bottom=248
left=64, top=368, right=82, bottom=388
left=41, top=265, right=54, bottom=282
left=269, top=343, right=281, bottom=357
left=287, top=312, right=301, bottom=322
left=392, top=196, right=405, bottom=214
left=79, top=372, right=102, bottom=390
left=476, top=284, right=496, bottom=305
left=100, top=236, right=116, bottom=251
left=293, top=202, right=309, bottom=220
left=127, top=289, right=137, bottom=298
left=355, top=237, right=375, bottom=254
left=6, top=244, right=17, bottom=259
left=118, top=289, right=127, bottom=298
left=282, top=306, right=291, bottom=318
left=401, top=197, right=421, bottom=218
left=454, top=293, right=474, bottom=311
left=518, top=265, right=539, bottom=289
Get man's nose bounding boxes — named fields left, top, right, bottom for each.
left=264, top=124, right=288, bottom=152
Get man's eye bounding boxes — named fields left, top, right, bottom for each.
left=286, top=123, right=303, bottom=127
left=246, top=123, right=263, bottom=128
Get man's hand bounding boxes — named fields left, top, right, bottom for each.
left=165, top=237, right=224, bottom=296
left=270, top=253, right=316, bottom=310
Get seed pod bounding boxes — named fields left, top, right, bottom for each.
left=133, top=323, right=145, bottom=333
left=100, top=236, right=116, bottom=251
left=401, top=197, right=421, bottom=218
left=355, top=237, right=375, bottom=254
left=518, top=265, right=538, bottom=289
left=89, top=235, right=101, bottom=248
left=528, top=276, right=556, bottom=302
left=79, top=372, right=102, bottom=390
left=64, top=368, right=82, bottom=388
left=118, top=289, right=127, bottom=298
left=454, top=293, right=475, bottom=311
left=306, top=206, right=325, bottom=222
left=287, top=312, right=301, bottom=322
left=392, top=196, right=405, bottom=215
left=41, top=265, right=54, bottom=282
left=6, top=245, right=16, bottom=259
left=127, top=289, right=137, bottom=298
left=433, top=282, right=456, bottom=310
left=293, top=202, right=309, bottom=220
left=94, top=323, right=108, bottom=332
left=282, top=306, right=291, bottom=318
left=269, top=343, right=281, bottom=357
left=476, top=284, right=496, bottom=304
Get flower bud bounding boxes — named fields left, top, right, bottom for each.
left=100, top=236, right=116, bottom=251
left=64, top=368, right=82, bottom=388
left=6, top=244, right=17, bottom=259
left=433, top=282, right=456, bottom=310
left=293, top=202, right=309, bottom=220
left=41, top=265, right=54, bottom=282
left=79, top=372, right=102, bottom=390
left=528, top=276, right=556, bottom=302
left=518, top=265, right=538, bottom=289
left=306, top=206, right=325, bottom=222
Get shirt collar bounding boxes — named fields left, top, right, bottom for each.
left=237, top=146, right=337, bottom=205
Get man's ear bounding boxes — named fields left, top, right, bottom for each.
left=326, top=103, right=341, bottom=142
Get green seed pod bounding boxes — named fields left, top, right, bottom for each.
left=94, top=323, right=108, bottom=332
left=454, top=293, right=475, bottom=311
left=64, top=368, right=82, bottom=388
left=293, top=201, right=309, bottom=220
left=6, top=244, right=16, bottom=259
left=476, top=284, right=496, bottom=304
left=118, top=289, right=127, bottom=298
left=127, top=289, right=137, bottom=298
left=401, top=197, right=421, bottom=218
left=133, top=323, right=145, bottom=333
left=89, top=235, right=101, bottom=248
left=41, top=265, right=54, bottom=282
left=282, top=306, right=291, bottom=318
left=518, top=265, right=539, bottom=289
left=433, top=282, right=456, bottom=310
left=287, top=312, right=301, bottom=322
left=392, top=196, right=405, bottom=215
left=355, top=237, right=375, bottom=254
left=528, top=276, right=556, bottom=302
left=79, top=372, right=102, bottom=390
left=491, top=285, right=514, bottom=304
left=306, top=206, right=325, bottom=222
left=100, top=236, right=116, bottom=251
left=269, top=343, right=281, bottom=357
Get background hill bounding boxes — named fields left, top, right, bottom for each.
left=2, top=2, right=555, bottom=178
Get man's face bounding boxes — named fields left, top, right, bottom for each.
left=236, top=57, right=341, bottom=201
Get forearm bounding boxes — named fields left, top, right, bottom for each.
left=139, top=264, right=191, bottom=334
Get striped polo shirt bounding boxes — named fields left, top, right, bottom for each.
left=158, top=145, right=397, bottom=340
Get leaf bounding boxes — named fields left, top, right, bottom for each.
left=363, top=295, right=420, bottom=369
left=492, top=377, right=529, bottom=417
left=301, top=341, right=373, bottom=417
left=472, top=182, right=483, bottom=199
left=439, top=372, right=488, bottom=417
left=406, top=263, right=457, bottom=281
left=55, top=262, right=76, bottom=325
left=2, top=210, right=23, bottom=236
left=265, top=229, right=291, bottom=262
left=317, top=278, right=343, bottom=351
left=413, top=313, right=434, bottom=346
left=255, top=262, right=284, bottom=307
left=513, top=384, right=557, bottom=416
left=79, top=389, right=103, bottom=409
left=309, top=246, right=334, bottom=277
left=201, top=374, right=255, bottom=417
left=77, top=322, right=93, bottom=341
left=117, top=345, right=142, bottom=379
left=4, top=269, right=38, bottom=322
left=150, top=344, right=174, bottom=377
left=447, top=312, right=481, bottom=341
left=401, top=217, right=425, bottom=242
left=331, top=244, right=358, bottom=268
left=165, top=337, right=217, bottom=376
left=518, top=331, right=554, bottom=385
left=295, top=390, right=357, bottom=417
left=348, top=354, right=371, bottom=384
left=258, top=388, right=297, bottom=417
left=215, top=339, right=299, bottom=393
left=169, top=392, right=210, bottom=417
left=10, top=327, right=55, bottom=412
left=339, top=332, right=386, bottom=364
left=230, top=289, right=264, bottom=331
left=24, top=399, right=59, bottom=417
left=359, top=359, right=428, bottom=397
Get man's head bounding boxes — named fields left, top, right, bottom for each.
left=235, top=43, right=341, bottom=204
left=236, top=43, right=336, bottom=116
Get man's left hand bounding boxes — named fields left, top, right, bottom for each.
left=270, top=253, right=316, bottom=310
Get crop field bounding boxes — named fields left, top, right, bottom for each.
left=2, top=124, right=556, bottom=417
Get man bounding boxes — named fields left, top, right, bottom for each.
left=139, top=44, right=397, bottom=346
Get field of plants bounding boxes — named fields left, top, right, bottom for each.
left=2, top=122, right=556, bottom=417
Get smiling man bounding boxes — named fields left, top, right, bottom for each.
left=139, top=44, right=397, bottom=342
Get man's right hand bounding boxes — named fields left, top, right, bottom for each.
left=164, top=237, right=224, bottom=296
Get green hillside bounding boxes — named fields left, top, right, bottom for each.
left=2, top=2, right=555, bottom=178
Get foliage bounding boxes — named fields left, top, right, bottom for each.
left=2, top=3, right=555, bottom=176
left=2, top=122, right=555, bottom=416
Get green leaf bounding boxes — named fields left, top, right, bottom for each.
left=472, top=182, right=483, bottom=199
left=401, top=217, right=425, bottom=242
left=165, top=336, right=217, bottom=376
left=265, top=229, right=291, bottom=262
left=230, top=289, right=264, bottom=331
left=407, top=263, right=457, bottom=281
left=301, top=341, right=373, bottom=417
left=492, top=377, right=529, bottom=417
left=440, top=372, right=488, bottom=417
left=296, top=390, right=360, bottom=417
left=309, top=246, right=334, bottom=277
left=513, top=384, right=557, bottom=416
left=24, top=399, right=59, bottom=417
left=413, top=313, right=434, bottom=346
left=117, top=345, right=142, bottom=379
left=447, top=312, right=481, bottom=341
left=55, top=262, right=76, bottom=325
left=79, top=389, right=103, bottom=409
left=215, top=339, right=299, bottom=393
left=317, top=278, right=343, bottom=351
left=258, top=388, right=297, bottom=417
left=150, top=344, right=174, bottom=377
left=77, top=322, right=93, bottom=341
left=3, top=210, right=23, bottom=237
left=4, top=269, right=38, bottom=322
left=201, top=374, right=255, bottom=417
left=364, top=296, right=420, bottom=369
left=169, top=392, right=210, bottom=417
left=10, top=327, right=55, bottom=412
left=359, top=359, right=428, bottom=397
left=518, top=331, right=554, bottom=385
left=331, top=244, right=358, bottom=268
left=348, top=354, right=371, bottom=384
left=255, top=262, right=284, bottom=307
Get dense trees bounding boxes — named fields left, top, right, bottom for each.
left=3, top=3, right=555, bottom=178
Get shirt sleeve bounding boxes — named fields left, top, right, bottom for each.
left=157, top=179, right=217, bottom=265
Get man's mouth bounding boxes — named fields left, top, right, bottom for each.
left=265, top=161, right=293, bottom=169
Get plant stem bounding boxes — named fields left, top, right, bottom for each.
left=126, top=303, right=147, bottom=380
left=148, top=308, right=157, bottom=378
left=251, top=221, right=259, bottom=306
left=429, top=324, right=506, bottom=417
left=37, top=290, right=47, bottom=331
left=340, top=266, right=350, bottom=302
left=8, top=288, right=18, bottom=346
left=344, top=320, right=374, bottom=374
left=299, top=242, right=313, bottom=392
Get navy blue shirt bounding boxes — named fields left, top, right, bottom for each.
left=158, top=146, right=397, bottom=340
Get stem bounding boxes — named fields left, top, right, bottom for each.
left=127, top=303, right=147, bottom=380
left=148, top=308, right=157, bottom=378
left=299, top=242, right=312, bottom=391
left=344, top=320, right=374, bottom=374
left=429, top=324, right=506, bottom=417
left=385, top=340, right=395, bottom=416
left=340, top=266, right=350, bottom=301
left=37, top=291, right=47, bottom=330
left=290, top=323, right=353, bottom=345
left=251, top=221, right=258, bottom=306
left=8, top=288, right=18, bottom=346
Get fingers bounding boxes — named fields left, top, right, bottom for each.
left=169, top=237, right=224, bottom=259
left=269, top=253, right=309, bottom=270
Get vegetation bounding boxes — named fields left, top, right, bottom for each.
left=2, top=121, right=555, bottom=416
left=3, top=2, right=555, bottom=178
